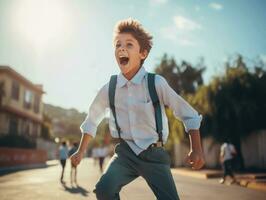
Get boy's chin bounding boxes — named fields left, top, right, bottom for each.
left=119, top=64, right=131, bottom=74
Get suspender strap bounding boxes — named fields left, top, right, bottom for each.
left=108, top=75, right=122, bottom=140
left=147, top=73, right=164, bottom=146
left=108, top=73, right=163, bottom=146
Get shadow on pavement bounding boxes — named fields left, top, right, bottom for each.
left=0, top=163, right=58, bottom=176
left=61, top=183, right=90, bottom=197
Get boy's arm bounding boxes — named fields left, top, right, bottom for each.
left=155, top=76, right=202, bottom=133
left=155, top=76, right=204, bottom=169
left=71, top=83, right=109, bottom=166
left=187, top=130, right=205, bottom=170
left=70, top=134, right=92, bottom=166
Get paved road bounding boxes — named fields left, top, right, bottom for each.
left=0, top=158, right=265, bottom=200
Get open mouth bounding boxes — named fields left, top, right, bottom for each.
left=119, top=56, right=129, bottom=66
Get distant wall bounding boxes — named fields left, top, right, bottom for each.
left=36, top=138, right=57, bottom=160
left=172, top=137, right=220, bottom=168
left=241, top=130, right=266, bottom=169
left=172, top=131, right=266, bottom=169
left=0, top=147, right=47, bottom=167
left=202, top=137, right=221, bottom=168
left=172, top=142, right=189, bottom=167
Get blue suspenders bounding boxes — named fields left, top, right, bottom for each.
left=108, top=73, right=163, bottom=146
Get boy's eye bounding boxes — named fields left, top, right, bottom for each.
left=127, top=43, right=133, bottom=47
left=116, top=43, right=121, bottom=48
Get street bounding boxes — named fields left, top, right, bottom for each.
left=0, top=158, right=265, bottom=200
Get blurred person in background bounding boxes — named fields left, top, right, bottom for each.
left=69, top=142, right=79, bottom=186
left=59, top=141, right=68, bottom=184
left=97, top=144, right=109, bottom=173
left=219, top=140, right=237, bottom=184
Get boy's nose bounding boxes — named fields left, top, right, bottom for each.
left=119, top=47, right=126, bottom=52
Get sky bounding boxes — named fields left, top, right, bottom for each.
left=0, top=0, right=265, bottom=112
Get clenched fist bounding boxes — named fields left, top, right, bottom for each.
left=70, top=151, right=83, bottom=167
left=186, top=150, right=205, bottom=170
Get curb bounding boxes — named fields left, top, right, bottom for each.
left=246, top=182, right=266, bottom=192
left=239, top=179, right=266, bottom=192
left=171, top=168, right=223, bottom=179
left=172, top=168, right=266, bottom=192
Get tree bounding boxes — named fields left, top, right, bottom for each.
left=155, top=54, right=205, bottom=94
left=194, top=54, right=266, bottom=169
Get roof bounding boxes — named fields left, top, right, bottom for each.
left=0, top=66, right=45, bottom=94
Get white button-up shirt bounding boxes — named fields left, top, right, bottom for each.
left=80, top=67, right=202, bottom=155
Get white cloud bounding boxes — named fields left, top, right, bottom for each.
left=160, top=26, right=177, bottom=41
left=160, top=26, right=196, bottom=46
left=209, top=2, right=223, bottom=11
left=160, top=16, right=201, bottom=46
left=178, top=38, right=196, bottom=46
left=173, top=16, right=201, bottom=31
left=149, top=0, right=168, bottom=5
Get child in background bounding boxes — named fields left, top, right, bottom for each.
left=69, top=142, right=79, bottom=185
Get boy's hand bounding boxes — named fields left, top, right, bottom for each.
left=70, top=151, right=84, bottom=167
left=186, top=150, right=205, bottom=170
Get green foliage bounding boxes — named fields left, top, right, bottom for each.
left=154, top=53, right=266, bottom=169
left=164, top=108, right=186, bottom=151
left=193, top=55, right=266, bottom=169
left=155, top=54, right=205, bottom=94
left=187, top=55, right=266, bottom=143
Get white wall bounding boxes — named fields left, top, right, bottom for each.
left=241, top=130, right=266, bottom=169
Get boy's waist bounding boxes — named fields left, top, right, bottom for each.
left=148, top=141, right=163, bottom=148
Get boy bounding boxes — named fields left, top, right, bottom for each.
left=59, top=141, right=68, bottom=184
left=219, top=141, right=237, bottom=184
left=71, top=18, right=205, bottom=200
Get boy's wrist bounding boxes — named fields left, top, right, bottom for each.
left=188, top=129, right=203, bottom=152
left=77, top=149, right=85, bottom=155
left=190, top=147, right=203, bottom=154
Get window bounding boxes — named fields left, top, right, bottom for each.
left=24, top=90, right=32, bottom=109
left=11, top=80, right=20, bottom=100
left=33, top=94, right=40, bottom=113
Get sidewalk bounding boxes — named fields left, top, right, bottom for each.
left=0, top=159, right=58, bottom=176
left=172, top=168, right=266, bottom=192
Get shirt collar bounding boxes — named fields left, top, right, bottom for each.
left=117, top=66, right=147, bottom=88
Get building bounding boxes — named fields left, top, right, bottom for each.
left=0, top=66, right=45, bottom=138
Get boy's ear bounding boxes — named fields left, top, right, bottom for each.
left=140, top=50, right=148, bottom=60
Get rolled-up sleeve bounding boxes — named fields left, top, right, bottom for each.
left=80, top=83, right=108, bottom=137
left=155, top=75, right=202, bottom=132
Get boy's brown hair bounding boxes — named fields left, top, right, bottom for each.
left=113, top=18, right=153, bottom=64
